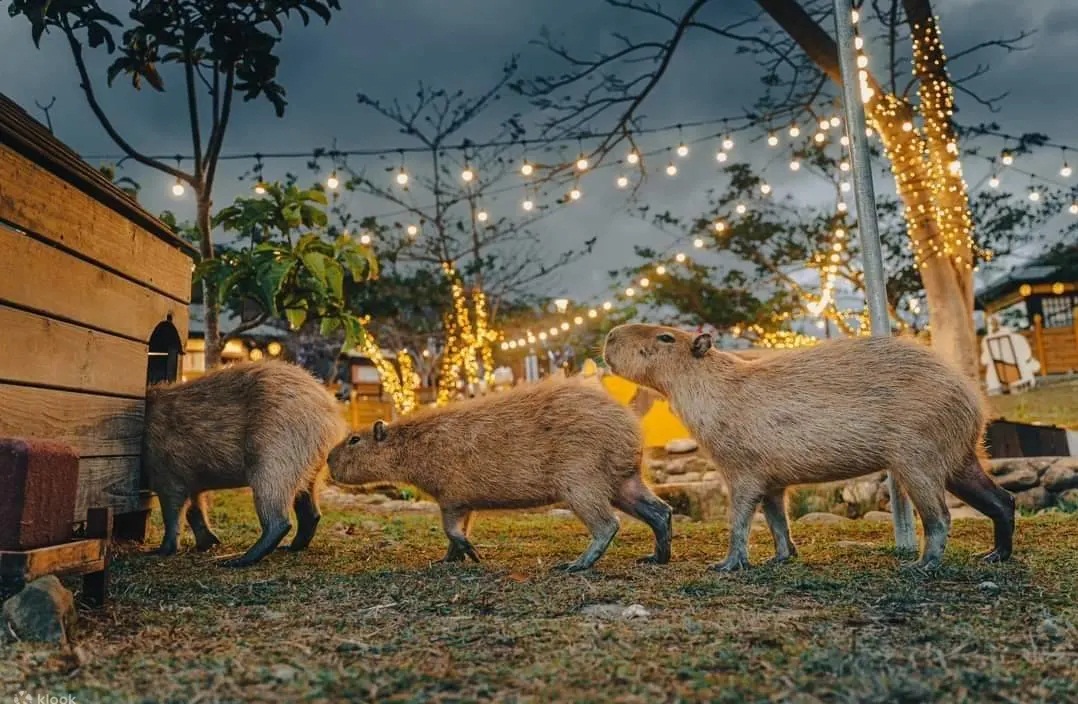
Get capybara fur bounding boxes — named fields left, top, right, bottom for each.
left=143, top=360, right=347, bottom=567
left=603, top=324, right=1015, bottom=571
left=327, top=376, right=673, bottom=572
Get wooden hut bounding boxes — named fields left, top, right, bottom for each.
left=976, top=244, right=1078, bottom=376
left=0, top=93, right=197, bottom=544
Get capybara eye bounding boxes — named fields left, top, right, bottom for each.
left=348, top=435, right=361, bottom=446
left=657, top=333, right=675, bottom=343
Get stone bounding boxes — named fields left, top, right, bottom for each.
left=795, top=512, right=852, bottom=525
left=1, top=575, right=75, bottom=645
left=949, top=505, right=989, bottom=521
left=672, top=472, right=702, bottom=484
left=841, top=480, right=878, bottom=507
left=580, top=603, right=650, bottom=620
left=1058, top=488, right=1078, bottom=506
left=987, top=457, right=1054, bottom=478
left=1042, top=460, right=1078, bottom=493
left=978, top=581, right=1000, bottom=594
left=702, top=471, right=722, bottom=483
left=654, top=481, right=727, bottom=522
left=994, top=467, right=1041, bottom=492
left=271, top=664, right=299, bottom=682
left=664, top=438, right=698, bottom=454
left=862, top=511, right=894, bottom=522
left=621, top=604, right=651, bottom=619
left=1014, top=486, right=1052, bottom=512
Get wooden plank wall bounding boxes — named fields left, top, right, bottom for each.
left=0, top=145, right=193, bottom=522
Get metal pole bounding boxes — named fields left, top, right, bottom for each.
left=831, top=0, right=918, bottom=552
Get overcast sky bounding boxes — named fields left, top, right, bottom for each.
left=1, top=0, right=1075, bottom=307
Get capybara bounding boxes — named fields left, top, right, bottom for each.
left=602, top=324, right=1014, bottom=571
left=327, top=376, right=673, bottom=572
left=143, top=360, right=347, bottom=567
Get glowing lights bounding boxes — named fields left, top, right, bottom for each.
left=1001, top=151, right=1014, bottom=166
left=602, top=301, right=613, bottom=311
left=901, top=121, right=913, bottom=132
left=171, top=179, right=185, bottom=197
left=522, top=197, right=535, bottom=211
left=789, top=159, right=801, bottom=171
left=839, top=161, right=850, bottom=172
left=655, top=265, right=667, bottom=275
left=461, top=166, right=475, bottom=182
left=721, top=135, right=735, bottom=151
left=767, top=133, right=779, bottom=147
left=760, top=183, right=772, bottom=195
left=395, top=168, right=409, bottom=186
left=675, top=252, right=687, bottom=263
left=576, top=156, right=590, bottom=171
left=406, top=224, right=419, bottom=237
left=788, top=125, right=801, bottom=138
left=676, top=143, right=689, bottom=157
left=254, top=183, right=267, bottom=195
left=639, top=277, right=650, bottom=288
left=616, top=175, right=629, bottom=189
left=814, top=132, right=826, bottom=144
left=1061, top=162, right=1073, bottom=178
left=627, top=150, right=640, bottom=165
left=325, top=171, right=339, bottom=190
left=716, top=151, right=729, bottom=163
left=1028, top=189, right=1041, bottom=203
left=665, top=162, right=678, bottom=177
left=693, top=237, right=705, bottom=248
left=520, top=161, right=534, bottom=176
left=588, top=309, right=598, bottom=318
left=476, top=210, right=489, bottom=222
left=735, top=203, right=747, bottom=214
left=625, top=287, right=636, bottom=297
left=569, top=187, right=582, bottom=201
left=713, top=220, right=726, bottom=232
left=989, top=175, right=1001, bottom=189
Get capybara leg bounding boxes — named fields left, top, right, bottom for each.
left=284, top=482, right=322, bottom=552
left=222, top=478, right=292, bottom=568
left=439, top=507, right=480, bottom=563
left=945, top=457, right=1015, bottom=563
left=761, top=488, right=797, bottom=564
left=186, top=492, right=221, bottom=551
left=558, top=495, right=619, bottom=573
left=711, top=483, right=763, bottom=573
left=614, top=476, right=672, bottom=565
left=898, top=473, right=950, bottom=571
left=155, top=488, right=187, bottom=557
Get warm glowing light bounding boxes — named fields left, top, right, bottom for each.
left=520, top=161, right=534, bottom=176
left=461, top=167, right=475, bottom=182
left=406, top=224, right=419, bottom=237
left=788, top=125, right=801, bottom=137
left=267, top=341, right=282, bottom=356
left=834, top=228, right=846, bottom=238
left=948, top=160, right=961, bottom=175
left=395, top=169, right=409, bottom=186
left=722, top=136, right=734, bottom=150
left=616, top=175, right=629, bottom=189
left=760, top=183, right=772, bottom=195
left=574, top=316, right=584, bottom=325
left=576, top=156, right=590, bottom=171
left=840, top=136, right=850, bottom=147
left=675, top=252, right=687, bottom=263
left=1061, top=163, right=1073, bottom=178
left=840, top=161, right=850, bottom=172
left=901, top=121, right=913, bottom=132
left=639, top=277, right=650, bottom=288
left=693, top=238, right=704, bottom=248
left=549, top=327, right=559, bottom=336
left=171, top=180, right=185, bottom=197
left=854, top=36, right=864, bottom=50
left=625, top=287, right=636, bottom=297
left=627, top=150, right=640, bottom=165
left=602, top=301, right=613, bottom=311
left=560, top=322, right=570, bottom=331
left=856, top=55, right=868, bottom=69
left=713, top=221, right=726, bottom=232
left=1028, top=190, right=1041, bottom=202
left=840, top=181, right=851, bottom=192
left=789, top=160, right=801, bottom=171
left=837, top=201, right=848, bottom=212
left=539, top=332, right=548, bottom=341
left=522, top=198, right=535, bottom=211
left=655, top=265, right=667, bottom=275
left=1070, top=203, right=1078, bottom=215
left=359, top=234, right=372, bottom=245
left=477, top=210, right=489, bottom=222
left=989, top=175, right=1001, bottom=188
left=588, top=309, right=598, bottom=318
left=814, top=132, right=826, bottom=143
left=767, top=133, right=779, bottom=147
left=715, top=151, right=728, bottom=163
left=326, top=172, right=340, bottom=190
left=1001, top=151, right=1014, bottom=166
left=569, top=188, right=582, bottom=201
left=851, top=9, right=859, bottom=22
left=735, top=203, right=747, bottom=214
left=830, top=116, right=840, bottom=128
left=676, top=143, right=689, bottom=157
left=665, top=162, right=678, bottom=176
left=254, top=183, right=266, bottom=195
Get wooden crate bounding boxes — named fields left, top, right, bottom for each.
left=0, top=93, right=197, bottom=543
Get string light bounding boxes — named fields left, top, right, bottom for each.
left=839, top=161, right=850, bottom=172
left=767, top=133, right=779, bottom=147
left=840, top=181, right=851, bottom=192
left=461, top=166, right=475, bottom=182
left=693, top=237, right=705, bottom=248
left=569, top=187, right=582, bottom=201
left=522, top=196, right=535, bottom=211
left=1001, top=151, right=1014, bottom=166
left=520, top=161, right=534, bottom=176
left=989, top=175, right=1001, bottom=188
left=713, top=221, right=726, bottom=232
left=1061, top=160, right=1072, bottom=178
left=840, top=136, right=850, bottom=147
left=395, top=168, right=409, bottom=186
left=574, top=316, right=584, bottom=325
left=627, top=150, right=640, bottom=165
left=326, top=171, right=339, bottom=190
left=406, top=224, right=419, bottom=237
left=830, top=116, right=841, bottom=128
left=716, top=151, right=729, bottom=163
left=735, top=203, right=747, bottom=214
left=477, top=209, right=489, bottom=222
left=639, top=277, right=650, bottom=288
left=665, top=162, right=678, bottom=176
left=171, top=178, right=185, bottom=197
left=760, top=183, right=772, bottom=195
left=655, top=265, right=667, bottom=275
left=818, top=119, right=830, bottom=130
left=616, top=175, right=630, bottom=188
left=602, top=301, right=613, bottom=311
left=675, top=252, right=687, bottom=263
left=359, top=233, right=372, bottom=245
left=722, top=135, right=735, bottom=150
left=560, top=321, right=570, bottom=330
left=1070, top=203, right=1078, bottom=215
left=254, top=182, right=267, bottom=195
left=1028, top=189, right=1041, bottom=202
left=789, top=159, right=801, bottom=171
left=588, top=309, right=598, bottom=318
left=676, top=142, right=689, bottom=157
left=814, top=132, right=826, bottom=143
left=625, top=287, right=636, bottom=297
left=576, top=156, right=590, bottom=171
left=788, top=125, right=801, bottom=137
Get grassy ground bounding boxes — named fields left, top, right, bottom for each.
left=987, top=377, right=1078, bottom=428
left=2, top=491, right=1076, bottom=703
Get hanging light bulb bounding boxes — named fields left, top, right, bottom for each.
left=616, top=175, right=629, bottom=189
left=851, top=9, right=860, bottom=22
left=627, top=150, right=640, bottom=165
left=576, top=156, right=590, bottom=171
left=693, top=238, right=704, bottom=248
left=715, top=151, right=728, bottom=163
left=856, top=55, right=869, bottom=69
left=901, top=121, right=913, bottom=132
left=855, top=36, right=864, bottom=50
left=326, top=171, right=340, bottom=190
left=675, top=252, right=687, bottom=263
left=477, top=209, right=489, bottom=222
left=539, top=332, right=548, bottom=341
left=735, top=203, right=747, bottom=214
left=395, top=168, right=409, bottom=186
left=522, top=197, right=535, bottom=211
left=560, top=321, right=570, bottom=331
left=830, top=116, right=841, bottom=128
left=989, top=175, right=1001, bottom=188
left=502, top=342, right=510, bottom=351
left=1001, top=151, right=1014, bottom=166
left=834, top=228, right=846, bottom=239
left=1061, top=162, right=1072, bottom=178
left=948, top=160, right=962, bottom=175
left=569, top=187, right=582, bottom=201
left=171, top=179, right=185, bottom=197
left=814, top=132, right=826, bottom=143
left=550, top=327, right=559, bottom=337
left=767, top=133, right=779, bottom=147
left=789, top=159, right=801, bottom=171
left=1069, top=202, right=1078, bottom=215
left=625, top=287, right=636, bottom=297
left=520, top=161, right=534, bottom=176
left=722, top=135, right=735, bottom=150
left=865, top=127, right=874, bottom=137
left=676, top=143, right=689, bottom=158
left=840, top=181, right=851, bottom=192
left=840, top=161, right=850, bottom=172
left=405, top=225, right=419, bottom=238
left=1028, top=189, right=1041, bottom=202
left=639, top=277, right=650, bottom=288
left=359, top=233, right=372, bottom=245
left=602, top=301, right=613, bottom=311
left=837, top=201, right=848, bottom=212
left=760, top=183, right=772, bottom=195
left=665, top=162, right=678, bottom=177
left=254, top=182, right=267, bottom=195
left=713, top=221, right=726, bottom=232
left=788, top=125, right=801, bottom=137
left=840, top=136, right=850, bottom=147
left=588, top=309, right=598, bottom=318
left=574, top=316, right=584, bottom=325
left=655, top=265, right=667, bottom=275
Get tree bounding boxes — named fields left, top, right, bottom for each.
left=338, top=67, right=596, bottom=401
left=7, top=0, right=342, bottom=366
left=514, top=0, right=1040, bottom=378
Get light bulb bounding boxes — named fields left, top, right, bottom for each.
left=360, top=234, right=372, bottom=245
left=1029, top=190, right=1040, bottom=202
left=693, top=238, right=704, bottom=248
left=814, top=132, right=826, bottom=143
left=855, top=36, right=864, bottom=50
left=522, top=198, right=535, bottom=211
left=655, top=265, right=667, bottom=275
left=851, top=9, right=859, bottom=22
left=789, top=125, right=801, bottom=137
left=406, top=224, right=419, bottom=237
left=948, top=160, right=961, bottom=175
left=616, top=175, right=629, bottom=189
left=627, top=150, right=640, bottom=165
left=856, top=55, right=868, bottom=69
left=760, top=183, right=772, bottom=195
left=722, top=136, right=735, bottom=150
left=818, top=119, right=830, bottom=130
left=1070, top=203, right=1078, bottom=215
left=625, top=287, right=636, bottom=297
left=830, top=116, right=841, bottom=128
left=550, top=327, right=558, bottom=336
left=830, top=253, right=841, bottom=263
left=1061, top=163, right=1072, bottom=178
left=834, top=228, right=846, bottom=238
left=569, top=188, right=582, bottom=201
left=675, top=252, right=686, bottom=263
left=461, top=167, right=475, bottom=182
left=603, top=301, right=613, bottom=311
left=866, top=127, right=874, bottom=137
left=989, top=176, right=1000, bottom=188
left=171, top=180, right=185, bottom=197
left=767, top=133, right=779, bottom=147
left=477, top=210, right=489, bottom=222
left=502, top=342, right=509, bottom=351
left=1001, top=152, right=1014, bottom=166
left=837, top=201, right=848, bottom=212
left=840, top=161, right=850, bottom=172
left=901, top=121, right=913, bottom=132
left=539, top=332, right=547, bottom=341
left=789, top=159, right=801, bottom=171
left=521, top=161, right=534, bottom=176
left=840, top=181, right=851, bottom=192
left=574, top=316, right=584, bottom=325
left=676, top=143, right=689, bottom=157
left=665, top=163, right=678, bottom=176
left=735, top=203, right=747, bottom=214
left=713, top=221, right=725, bottom=232
left=840, top=136, right=850, bottom=147
left=833, top=242, right=843, bottom=252
left=326, top=172, right=339, bottom=190
left=639, top=277, right=650, bottom=288
left=716, top=151, right=728, bottom=163
left=395, top=169, right=409, bottom=186
left=561, top=321, right=570, bottom=331
left=588, top=309, right=598, bottom=318
left=254, top=183, right=266, bottom=195
left=576, top=156, right=589, bottom=171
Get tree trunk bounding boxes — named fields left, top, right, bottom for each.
left=196, top=193, right=222, bottom=368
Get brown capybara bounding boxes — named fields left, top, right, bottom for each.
left=327, top=376, right=673, bottom=572
left=602, top=323, right=1014, bottom=572
left=143, top=360, right=347, bottom=567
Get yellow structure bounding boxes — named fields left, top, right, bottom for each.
left=580, top=359, right=692, bottom=448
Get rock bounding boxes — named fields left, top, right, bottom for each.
left=548, top=508, right=574, bottom=518
left=580, top=603, right=650, bottom=620
left=1043, top=460, right=1078, bottom=493
left=654, top=481, right=727, bottom=522
left=702, top=471, right=722, bottom=483
left=662, top=458, right=688, bottom=476
left=949, top=505, right=989, bottom=521
left=994, top=467, right=1041, bottom=492
left=1014, top=486, right=1052, bottom=512
left=795, top=512, right=852, bottom=525
left=672, top=513, right=692, bottom=523
left=842, top=480, right=878, bottom=507
left=621, top=604, right=651, bottom=619
left=672, top=472, right=703, bottom=484
left=1039, top=618, right=1064, bottom=639
left=1, top=575, right=75, bottom=645
left=664, top=438, right=698, bottom=454
left=987, top=457, right=1054, bottom=478
left=1058, top=488, right=1078, bottom=506
left=271, top=664, right=299, bottom=682
left=862, top=511, right=894, bottom=522
left=978, top=581, right=1000, bottom=594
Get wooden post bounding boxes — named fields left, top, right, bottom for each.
left=1072, top=306, right=1078, bottom=356
left=1032, top=314, right=1047, bottom=377
left=82, top=507, right=111, bottom=608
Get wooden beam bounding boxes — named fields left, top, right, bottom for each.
left=0, top=384, right=144, bottom=457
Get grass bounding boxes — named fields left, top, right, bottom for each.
left=3, top=491, right=1077, bottom=703
left=988, top=378, right=1078, bottom=429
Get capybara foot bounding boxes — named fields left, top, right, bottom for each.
left=195, top=533, right=222, bottom=551
left=553, top=561, right=592, bottom=574
left=901, top=556, right=941, bottom=573
left=979, top=548, right=1011, bottom=564
left=765, top=553, right=797, bottom=567
left=636, top=554, right=669, bottom=565
left=220, top=555, right=263, bottom=568
left=153, top=543, right=177, bottom=557
left=710, top=555, right=750, bottom=573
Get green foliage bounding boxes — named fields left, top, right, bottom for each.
left=195, top=182, right=377, bottom=351
left=6, top=0, right=341, bottom=116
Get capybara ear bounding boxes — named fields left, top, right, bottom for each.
left=372, top=420, right=388, bottom=442
left=691, top=333, right=713, bottom=358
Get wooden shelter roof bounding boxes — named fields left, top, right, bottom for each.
left=0, top=92, right=198, bottom=259
left=975, top=243, right=1078, bottom=310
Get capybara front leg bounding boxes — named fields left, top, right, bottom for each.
left=614, top=476, right=673, bottom=565
left=945, top=457, right=1015, bottom=563
left=187, top=492, right=221, bottom=551
left=761, top=488, right=797, bottom=564
left=711, top=484, right=762, bottom=573
left=283, top=482, right=322, bottom=552
left=154, top=488, right=187, bottom=557
left=439, top=507, right=480, bottom=563
left=222, top=478, right=291, bottom=568
left=558, top=494, right=619, bottom=573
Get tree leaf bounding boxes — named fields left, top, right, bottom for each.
left=285, top=307, right=308, bottom=331
left=324, top=259, right=344, bottom=299
left=301, top=252, right=328, bottom=284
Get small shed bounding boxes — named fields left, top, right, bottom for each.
left=976, top=244, right=1078, bottom=375
left=0, top=93, right=198, bottom=540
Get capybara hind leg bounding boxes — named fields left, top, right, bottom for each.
left=284, top=477, right=323, bottom=552
left=558, top=494, right=619, bottom=573
left=711, top=483, right=763, bottom=573
left=155, top=488, right=187, bottom=557
left=945, top=458, right=1015, bottom=563
left=186, top=492, right=221, bottom=551
left=438, top=507, right=480, bottom=563
left=761, top=488, right=797, bottom=564
left=898, top=472, right=950, bottom=571
left=614, top=476, right=672, bottom=565
left=222, top=477, right=292, bottom=568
